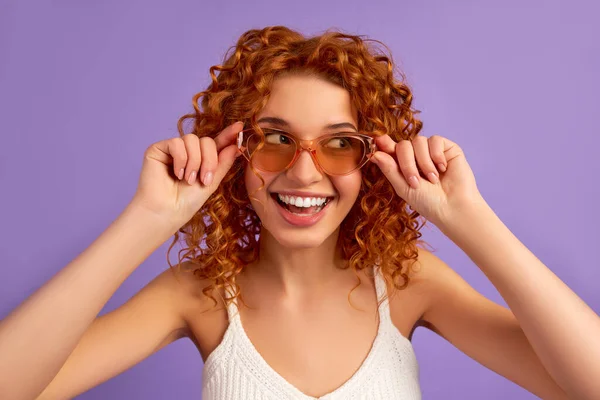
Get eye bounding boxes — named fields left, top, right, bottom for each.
left=324, top=136, right=352, bottom=149
left=264, top=131, right=292, bottom=145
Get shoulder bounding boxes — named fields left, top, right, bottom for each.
left=154, top=261, right=227, bottom=336
left=408, top=246, right=482, bottom=324
left=386, top=246, right=462, bottom=338
left=392, top=245, right=510, bottom=341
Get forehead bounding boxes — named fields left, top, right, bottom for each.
left=257, top=74, right=358, bottom=131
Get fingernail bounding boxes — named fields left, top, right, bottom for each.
left=187, top=171, right=196, bottom=185
left=409, top=176, right=420, bottom=189
left=437, top=163, right=447, bottom=172
left=202, top=171, right=213, bottom=186
left=177, top=168, right=184, bottom=180
left=428, top=172, right=439, bottom=184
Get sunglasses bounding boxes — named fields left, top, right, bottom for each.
left=237, top=127, right=377, bottom=176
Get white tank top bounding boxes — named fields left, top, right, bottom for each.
left=202, top=266, right=422, bottom=399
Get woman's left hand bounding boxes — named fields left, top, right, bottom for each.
left=370, top=134, right=485, bottom=227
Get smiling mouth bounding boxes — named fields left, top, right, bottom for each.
left=270, top=193, right=334, bottom=215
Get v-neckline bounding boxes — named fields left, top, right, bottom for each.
left=229, top=267, right=388, bottom=399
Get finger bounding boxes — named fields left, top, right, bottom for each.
left=214, top=121, right=245, bottom=152
left=412, top=136, right=439, bottom=184
left=182, top=133, right=201, bottom=185
left=371, top=151, right=410, bottom=197
left=212, top=143, right=241, bottom=185
left=428, top=135, right=448, bottom=172
left=199, top=137, right=217, bottom=186
left=395, top=140, right=421, bottom=189
left=147, top=137, right=187, bottom=181
left=167, top=138, right=188, bottom=181
left=374, top=134, right=397, bottom=155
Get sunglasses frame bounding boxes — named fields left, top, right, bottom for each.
left=236, top=127, right=377, bottom=176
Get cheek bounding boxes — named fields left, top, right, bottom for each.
left=243, top=165, right=275, bottom=199
left=333, top=172, right=362, bottom=201
left=244, top=166, right=258, bottom=192
left=244, top=167, right=263, bottom=210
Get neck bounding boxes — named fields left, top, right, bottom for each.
left=248, top=227, right=350, bottom=297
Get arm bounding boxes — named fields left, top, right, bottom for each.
left=432, top=201, right=600, bottom=400
left=36, top=266, right=195, bottom=400
left=413, top=248, right=569, bottom=399
left=0, top=205, right=180, bottom=400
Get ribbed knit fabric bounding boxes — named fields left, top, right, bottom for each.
left=202, top=266, right=421, bottom=399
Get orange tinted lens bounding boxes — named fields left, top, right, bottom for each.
left=316, top=136, right=365, bottom=174
left=247, top=131, right=296, bottom=172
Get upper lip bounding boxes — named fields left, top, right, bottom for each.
left=272, top=190, right=335, bottom=198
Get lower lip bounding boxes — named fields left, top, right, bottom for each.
left=272, top=195, right=333, bottom=227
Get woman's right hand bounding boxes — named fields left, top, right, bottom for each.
left=128, top=121, right=244, bottom=229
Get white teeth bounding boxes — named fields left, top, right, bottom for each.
left=277, top=193, right=329, bottom=208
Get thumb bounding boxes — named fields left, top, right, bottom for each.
left=372, top=152, right=411, bottom=199
left=212, top=143, right=241, bottom=185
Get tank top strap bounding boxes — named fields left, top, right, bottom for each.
left=223, top=276, right=240, bottom=322
left=373, top=265, right=392, bottom=324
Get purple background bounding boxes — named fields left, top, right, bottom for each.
left=1, top=0, right=598, bottom=399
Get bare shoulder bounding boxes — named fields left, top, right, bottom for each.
left=397, top=247, right=471, bottom=336
left=34, top=261, right=220, bottom=399
left=166, top=261, right=229, bottom=361
left=403, top=245, right=486, bottom=336
left=165, top=261, right=226, bottom=318
left=385, top=246, right=438, bottom=339
left=386, top=245, right=466, bottom=339
left=389, top=247, right=569, bottom=399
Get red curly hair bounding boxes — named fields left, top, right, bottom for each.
left=167, top=25, right=431, bottom=310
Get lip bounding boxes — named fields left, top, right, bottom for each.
left=271, top=190, right=335, bottom=199
left=271, top=193, right=333, bottom=227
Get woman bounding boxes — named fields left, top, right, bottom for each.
left=1, top=26, right=598, bottom=400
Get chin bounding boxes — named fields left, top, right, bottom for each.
left=265, top=228, right=334, bottom=249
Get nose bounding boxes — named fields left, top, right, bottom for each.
left=285, top=149, right=323, bottom=186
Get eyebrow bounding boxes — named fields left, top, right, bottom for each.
left=257, top=116, right=358, bottom=132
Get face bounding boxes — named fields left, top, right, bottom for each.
left=244, top=74, right=363, bottom=249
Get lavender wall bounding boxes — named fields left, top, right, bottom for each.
left=1, top=0, right=598, bottom=399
